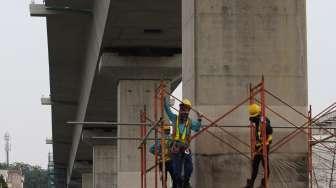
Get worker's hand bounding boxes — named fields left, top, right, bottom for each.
left=169, top=98, right=175, bottom=106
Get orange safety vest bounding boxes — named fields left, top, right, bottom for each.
left=255, top=121, right=272, bottom=147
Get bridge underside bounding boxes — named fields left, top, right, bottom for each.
left=32, top=0, right=181, bottom=187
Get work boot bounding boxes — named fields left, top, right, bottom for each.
left=244, top=179, right=253, bottom=188
left=183, top=181, right=192, bottom=188
left=259, top=178, right=266, bottom=188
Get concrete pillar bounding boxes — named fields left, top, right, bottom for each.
left=93, top=145, right=117, bottom=188
left=117, top=80, right=169, bottom=188
left=182, top=0, right=307, bottom=188
left=81, top=173, right=93, bottom=188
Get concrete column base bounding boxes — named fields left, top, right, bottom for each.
left=93, top=145, right=117, bottom=188
left=81, top=173, right=93, bottom=188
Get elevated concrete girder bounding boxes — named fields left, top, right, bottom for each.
left=45, top=0, right=93, bottom=10
left=42, top=12, right=91, bottom=187
left=68, top=0, right=113, bottom=185
left=30, top=4, right=92, bottom=17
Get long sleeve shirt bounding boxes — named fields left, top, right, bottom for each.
left=149, top=139, right=172, bottom=161
left=149, top=140, right=171, bottom=155
left=164, top=97, right=201, bottom=134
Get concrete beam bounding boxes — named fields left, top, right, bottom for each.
left=98, top=53, right=182, bottom=87
left=67, top=0, right=112, bottom=186
left=30, top=4, right=91, bottom=17
left=73, top=160, right=92, bottom=174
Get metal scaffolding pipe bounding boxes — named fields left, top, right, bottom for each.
left=137, top=118, right=163, bottom=149
left=90, top=136, right=159, bottom=141
left=67, top=121, right=151, bottom=126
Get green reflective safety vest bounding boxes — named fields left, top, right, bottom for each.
left=173, top=116, right=191, bottom=143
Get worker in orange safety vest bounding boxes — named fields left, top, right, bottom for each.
left=245, top=104, right=273, bottom=188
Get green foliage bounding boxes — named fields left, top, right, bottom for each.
left=0, top=163, right=7, bottom=170
left=0, top=175, right=8, bottom=188
left=0, top=162, right=48, bottom=188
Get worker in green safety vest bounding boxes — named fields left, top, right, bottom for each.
left=164, top=96, right=202, bottom=188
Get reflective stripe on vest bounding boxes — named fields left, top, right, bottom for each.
left=174, top=116, right=190, bottom=143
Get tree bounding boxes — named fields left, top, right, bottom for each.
left=0, top=162, right=48, bottom=188
left=0, top=175, right=8, bottom=188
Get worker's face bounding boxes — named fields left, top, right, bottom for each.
left=164, top=129, right=171, bottom=136
left=179, top=104, right=190, bottom=120
left=249, top=116, right=260, bottom=124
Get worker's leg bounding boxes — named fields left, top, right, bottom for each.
left=166, top=160, right=177, bottom=188
left=159, top=162, right=167, bottom=187
left=165, top=161, right=170, bottom=181
left=261, top=154, right=270, bottom=178
left=260, top=148, right=270, bottom=186
left=171, top=153, right=183, bottom=186
left=245, top=154, right=261, bottom=188
left=183, top=153, right=193, bottom=188
left=250, top=154, right=262, bottom=185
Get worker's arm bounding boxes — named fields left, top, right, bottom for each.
left=164, top=96, right=177, bottom=123
left=149, top=141, right=161, bottom=155
left=266, top=118, right=273, bottom=144
left=190, top=118, right=201, bottom=132
left=266, top=118, right=273, bottom=134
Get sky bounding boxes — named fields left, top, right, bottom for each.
left=0, top=1, right=335, bottom=168
left=307, top=0, right=336, bottom=114
left=0, top=0, right=51, bottom=167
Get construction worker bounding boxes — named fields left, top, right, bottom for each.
left=149, top=125, right=175, bottom=187
left=245, top=104, right=273, bottom=188
left=164, top=96, right=202, bottom=188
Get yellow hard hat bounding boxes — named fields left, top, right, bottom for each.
left=181, top=98, right=192, bottom=107
left=249, top=103, right=261, bottom=117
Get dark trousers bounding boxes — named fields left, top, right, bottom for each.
left=250, top=148, right=270, bottom=186
left=159, top=160, right=175, bottom=186
left=171, top=152, right=193, bottom=188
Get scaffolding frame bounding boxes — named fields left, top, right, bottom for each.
left=310, top=110, right=336, bottom=188
left=63, top=78, right=336, bottom=187
left=135, top=77, right=336, bottom=188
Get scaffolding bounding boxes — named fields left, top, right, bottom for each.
left=311, top=110, right=336, bottom=188
left=137, top=77, right=336, bottom=188
left=48, top=152, right=55, bottom=188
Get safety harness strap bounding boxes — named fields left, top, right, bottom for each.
left=174, top=116, right=190, bottom=143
